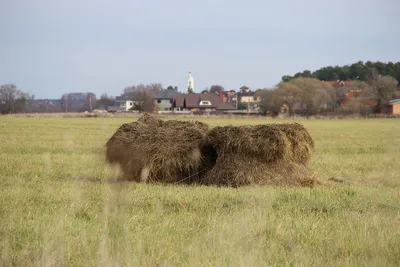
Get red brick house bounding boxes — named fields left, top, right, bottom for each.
left=388, top=98, right=400, bottom=115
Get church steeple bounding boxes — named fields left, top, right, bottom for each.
left=187, top=69, right=194, bottom=93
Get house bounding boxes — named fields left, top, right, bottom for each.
left=107, top=96, right=135, bottom=112
left=388, top=98, right=400, bottom=115
left=337, top=89, right=377, bottom=110
left=237, top=90, right=261, bottom=111
left=221, top=90, right=238, bottom=103
left=172, top=93, right=236, bottom=112
left=154, top=89, right=181, bottom=112
left=322, top=80, right=355, bottom=87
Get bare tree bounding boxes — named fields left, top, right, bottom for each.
left=364, top=76, right=398, bottom=113
left=0, top=84, right=34, bottom=114
left=258, top=89, right=283, bottom=115
left=122, top=83, right=162, bottom=113
left=86, top=92, right=97, bottom=112
left=96, top=93, right=115, bottom=110
left=287, top=77, right=335, bottom=115
left=123, top=83, right=162, bottom=96
left=275, top=82, right=303, bottom=114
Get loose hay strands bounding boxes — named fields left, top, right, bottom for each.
left=105, top=114, right=209, bottom=184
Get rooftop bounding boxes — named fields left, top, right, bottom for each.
left=388, top=98, right=400, bottom=105
left=154, top=89, right=181, bottom=99
left=115, top=96, right=132, bottom=102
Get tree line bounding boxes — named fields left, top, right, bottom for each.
left=282, top=61, right=400, bottom=85
left=257, top=76, right=399, bottom=116
left=0, top=84, right=34, bottom=114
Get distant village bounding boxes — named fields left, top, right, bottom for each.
left=26, top=87, right=261, bottom=115
left=24, top=71, right=265, bottom=115
left=4, top=69, right=400, bottom=116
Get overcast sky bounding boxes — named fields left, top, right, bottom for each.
left=1, top=0, right=399, bottom=98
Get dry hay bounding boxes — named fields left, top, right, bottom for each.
left=269, top=123, right=315, bottom=165
left=204, top=124, right=314, bottom=165
left=200, top=124, right=319, bottom=187
left=105, top=114, right=209, bottom=183
left=200, top=155, right=318, bottom=188
left=105, top=114, right=319, bottom=188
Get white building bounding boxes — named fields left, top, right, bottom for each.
left=108, top=96, right=136, bottom=112
left=187, top=70, right=194, bottom=93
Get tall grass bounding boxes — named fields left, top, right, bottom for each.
left=1, top=117, right=400, bottom=266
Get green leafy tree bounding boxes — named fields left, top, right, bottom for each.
left=282, top=61, right=400, bottom=86
left=167, top=85, right=178, bottom=91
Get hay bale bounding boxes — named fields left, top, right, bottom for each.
left=105, top=122, right=139, bottom=165
left=205, top=125, right=292, bottom=162
left=200, top=154, right=318, bottom=187
left=137, top=112, right=161, bottom=125
left=200, top=123, right=318, bottom=187
left=105, top=115, right=318, bottom=188
left=269, top=123, right=314, bottom=165
left=105, top=114, right=209, bottom=183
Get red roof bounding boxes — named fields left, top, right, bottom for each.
left=323, top=80, right=355, bottom=86
left=172, top=93, right=236, bottom=110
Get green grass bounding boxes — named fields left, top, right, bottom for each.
left=1, top=116, right=400, bottom=266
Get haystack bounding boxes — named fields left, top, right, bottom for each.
left=105, top=114, right=209, bottom=183
left=269, top=123, right=315, bottom=165
left=200, top=124, right=318, bottom=187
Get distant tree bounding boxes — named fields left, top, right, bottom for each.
left=167, top=85, right=178, bottom=91
left=123, top=83, right=162, bottom=98
left=365, top=76, right=399, bottom=113
left=237, top=103, right=248, bottom=110
left=96, top=93, right=115, bottom=110
left=187, top=87, right=194, bottom=94
left=131, top=90, right=155, bottom=112
left=123, top=83, right=162, bottom=113
left=282, top=61, right=400, bottom=86
left=240, top=85, right=250, bottom=92
left=268, top=77, right=335, bottom=115
left=291, top=77, right=336, bottom=114
left=281, top=75, right=294, bottom=82
left=201, top=89, right=209, bottom=94
left=209, top=85, right=224, bottom=94
left=0, top=84, right=33, bottom=114
left=258, top=89, right=282, bottom=114
left=275, top=82, right=303, bottom=114
left=86, top=92, right=96, bottom=112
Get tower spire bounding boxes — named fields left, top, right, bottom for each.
left=187, top=69, right=194, bottom=93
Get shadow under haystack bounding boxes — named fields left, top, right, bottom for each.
left=200, top=124, right=318, bottom=188
left=105, top=114, right=209, bottom=183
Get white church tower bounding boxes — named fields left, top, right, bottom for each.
left=187, top=69, right=194, bottom=93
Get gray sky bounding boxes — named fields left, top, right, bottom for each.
left=1, top=0, right=399, bottom=99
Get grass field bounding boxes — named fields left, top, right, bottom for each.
left=1, top=116, right=400, bottom=266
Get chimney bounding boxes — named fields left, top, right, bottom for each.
left=219, top=92, right=224, bottom=102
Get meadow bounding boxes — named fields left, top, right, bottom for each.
left=1, top=116, right=400, bottom=266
